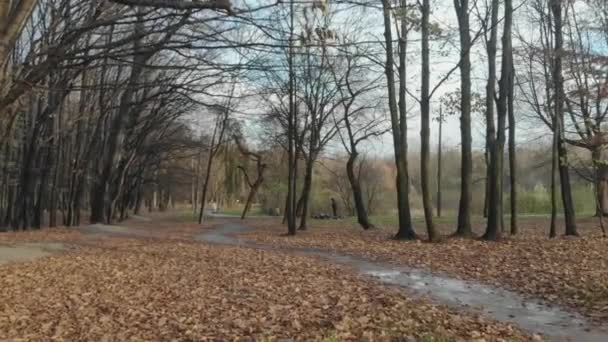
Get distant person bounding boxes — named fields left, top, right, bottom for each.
left=331, top=197, right=338, bottom=218
left=211, top=201, right=218, bottom=213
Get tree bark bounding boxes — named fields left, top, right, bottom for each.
left=285, top=0, right=297, bottom=235
left=381, top=0, right=416, bottom=240
left=484, top=0, right=513, bottom=241
left=508, top=64, right=517, bottom=235
left=436, top=106, right=443, bottom=218
left=594, top=148, right=608, bottom=216
left=551, top=0, right=578, bottom=236
left=420, top=0, right=437, bottom=241
left=234, top=137, right=266, bottom=220
left=550, top=110, right=558, bottom=238
left=198, top=120, right=221, bottom=224
left=346, top=153, right=373, bottom=229
left=454, top=0, right=473, bottom=237
left=298, top=155, right=313, bottom=230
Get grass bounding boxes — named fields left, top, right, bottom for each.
left=308, top=212, right=599, bottom=230
left=154, top=207, right=599, bottom=232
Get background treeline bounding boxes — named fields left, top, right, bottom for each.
left=2, top=0, right=607, bottom=241
left=184, top=141, right=596, bottom=218
left=0, top=0, right=242, bottom=229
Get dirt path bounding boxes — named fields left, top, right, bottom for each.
left=198, top=219, right=608, bottom=342
left=0, top=242, right=69, bottom=265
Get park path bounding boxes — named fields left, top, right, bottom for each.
left=196, top=219, right=608, bottom=342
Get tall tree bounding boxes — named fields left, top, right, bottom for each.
left=329, top=46, right=384, bottom=230
left=508, top=63, right=517, bottom=235
left=484, top=0, right=513, bottom=241
left=234, top=135, right=266, bottom=219
left=381, top=0, right=416, bottom=239
left=420, top=0, right=437, bottom=240
left=198, top=105, right=230, bottom=224
left=436, top=106, right=443, bottom=218
left=551, top=0, right=578, bottom=236
left=285, top=0, right=297, bottom=235
left=453, top=0, right=473, bottom=237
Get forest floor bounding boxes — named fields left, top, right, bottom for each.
left=0, top=215, right=531, bottom=341
left=238, top=216, right=608, bottom=325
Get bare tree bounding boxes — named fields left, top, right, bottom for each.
left=198, top=104, right=230, bottom=223
left=329, top=41, right=385, bottom=229
left=453, top=0, right=474, bottom=237
left=483, top=0, right=513, bottom=241
left=233, top=134, right=266, bottom=219
left=381, top=0, right=416, bottom=240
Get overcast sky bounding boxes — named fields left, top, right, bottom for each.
left=196, top=0, right=601, bottom=157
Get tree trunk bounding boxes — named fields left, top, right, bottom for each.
left=508, top=64, right=517, bottom=235
left=285, top=0, right=297, bottom=235
left=454, top=0, right=473, bottom=237
left=437, top=106, right=443, bottom=218
left=483, top=153, right=490, bottom=218
left=198, top=149, right=216, bottom=224
left=594, top=148, right=608, bottom=217
left=381, top=0, right=416, bottom=240
left=550, top=112, right=558, bottom=238
left=241, top=178, right=263, bottom=219
left=551, top=0, right=578, bottom=236
left=558, top=141, right=578, bottom=235
left=346, top=153, right=373, bottom=229
left=420, top=0, right=437, bottom=241
left=298, top=156, right=313, bottom=230
left=484, top=0, right=512, bottom=241
left=483, top=0, right=499, bottom=222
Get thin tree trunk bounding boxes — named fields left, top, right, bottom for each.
left=508, top=65, right=517, bottom=235
left=198, top=128, right=219, bottom=224
left=483, top=154, right=490, bottom=218
left=550, top=115, right=558, bottom=238
left=420, top=0, right=437, bottom=241
left=285, top=0, right=297, bottom=235
left=436, top=106, right=442, bottom=218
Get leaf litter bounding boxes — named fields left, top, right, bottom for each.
left=0, top=227, right=530, bottom=341
left=239, top=218, right=608, bottom=324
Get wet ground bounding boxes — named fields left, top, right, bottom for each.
left=197, top=219, right=608, bottom=342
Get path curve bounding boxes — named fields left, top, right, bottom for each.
left=197, top=219, right=608, bottom=342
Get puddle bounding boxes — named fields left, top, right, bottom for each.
left=197, top=220, right=608, bottom=342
